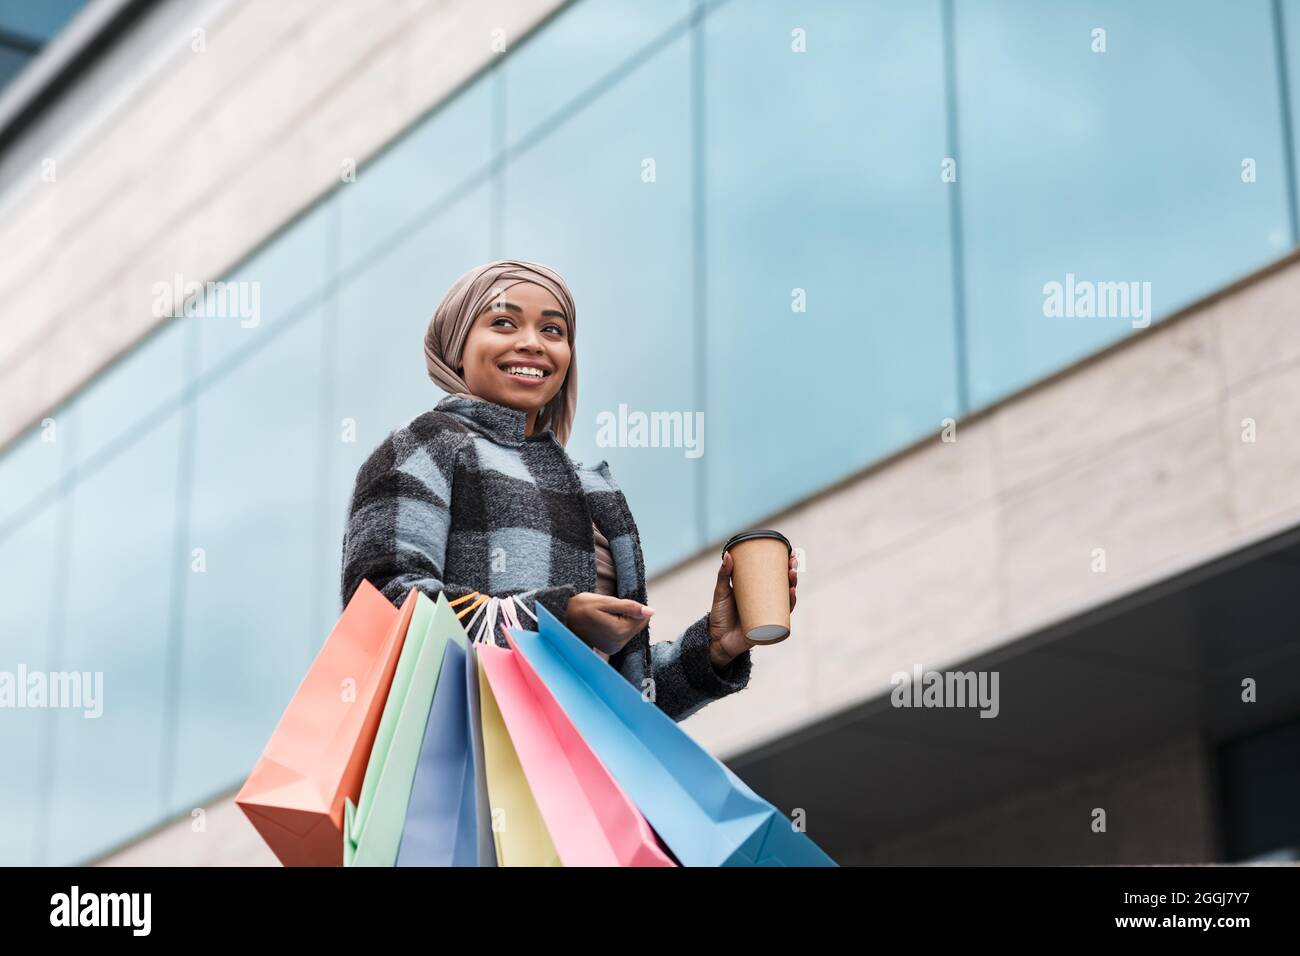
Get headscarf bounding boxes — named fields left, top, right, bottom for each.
left=424, top=259, right=578, bottom=445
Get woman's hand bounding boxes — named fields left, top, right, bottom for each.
left=565, top=592, right=654, bottom=660
left=708, top=550, right=799, bottom=670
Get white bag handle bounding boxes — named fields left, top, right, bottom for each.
left=464, top=593, right=539, bottom=645
left=498, top=595, right=526, bottom=640
left=478, top=597, right=500, bottom=645
left=463, top=595, right=489, bottom=642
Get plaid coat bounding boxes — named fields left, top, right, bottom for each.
left=340, top=394, right=752, bottom=722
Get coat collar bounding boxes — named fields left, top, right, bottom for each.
left=434, top=394, right=611, bottom=474
left=435, top=394, right=550, bottom=448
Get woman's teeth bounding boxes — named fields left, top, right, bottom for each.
left=503, top=366, right=546, bottom=378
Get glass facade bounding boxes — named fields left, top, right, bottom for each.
left=0, top=0, right=88, bottom=91
left=2, top=0, right=1299, bottom=863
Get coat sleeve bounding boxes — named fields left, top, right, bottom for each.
left=611, top=612, right=754, bottom=723
left=340, top=421, right=576, bottom=625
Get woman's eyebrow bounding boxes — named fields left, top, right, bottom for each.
left=489, top=300, right=568, bottom=322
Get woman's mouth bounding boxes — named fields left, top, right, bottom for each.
left=498, top=363, right=552, bottom=385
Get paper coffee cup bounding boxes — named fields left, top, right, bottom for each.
left=722, top=529, right=792, bottom=645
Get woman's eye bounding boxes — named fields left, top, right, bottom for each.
left=491, top=317, right=515, bottom=328
left=544, top=324, right=564, bottom=335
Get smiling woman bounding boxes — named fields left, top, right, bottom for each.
left=341, top=259, right=800, bottom=722
left=456, top=281, right=573, bottom=431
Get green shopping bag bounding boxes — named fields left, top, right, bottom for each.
left=343, top=590, right=465, bottom=866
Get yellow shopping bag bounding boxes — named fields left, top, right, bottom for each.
left=471, top=597, right=562, bottom=867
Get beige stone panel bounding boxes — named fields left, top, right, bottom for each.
left=1224, top=357, right=1300, bottom=536
left=990, top=313, right=1222, bottom=493
left=0, top=2, right=305, bottom=298
left=1210, top=259, right=1300, bottom=387
left=402, top=0, right=546, bottom=109
left=998, top=406, right=1234, bottom=633
left=6, top=349, right=49, bottom=443
left=296, top=40, right=411, bottom=189
left=800, top=420, right=998, bottom=577
left=0, top=2, right=408, bottom=373
left=803, top=505, right=1004, bottom=727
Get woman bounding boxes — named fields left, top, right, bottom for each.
left=340, top=259, right=798, bottom=722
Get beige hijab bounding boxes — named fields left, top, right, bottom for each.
left=424, top=259, right=578, bottom=445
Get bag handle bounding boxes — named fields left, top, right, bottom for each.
left=497, top=595, right=522, bottom=643
left=468, top=596, right=497, bottom=645
left=455, top=591, right=541, bottom=645
left=452, top=591, right=486, bottom=620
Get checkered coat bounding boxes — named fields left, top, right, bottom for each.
left=340, top=394, right=752, bottom=722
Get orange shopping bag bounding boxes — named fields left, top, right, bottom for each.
left=237, top=581, right=417, bottom=866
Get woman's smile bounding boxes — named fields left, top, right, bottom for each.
left=498, top=359, right=553, bottom=386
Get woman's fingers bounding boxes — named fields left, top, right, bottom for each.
left=714, top=551, right=734, bottom=602
left=586, top=600, right=651, bottom=651
left=598, top=596, right=652, bottom=619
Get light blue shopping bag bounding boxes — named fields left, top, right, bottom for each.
left=505, top=605, right=837, bottom=867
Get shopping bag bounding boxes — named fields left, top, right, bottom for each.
left=473, top=599, right=562, bottom=866
left=390, top=589, right=495, bottom=866
left=506, top=604, right=838, bottom=867
left=237, top=580, right=416, bottom=867
left=463, top=620, right=498, bottom=866
left=478, top=598, right=672, bottom=866
left=393, top=637, right=471, bottom=865
left=343, top=590, right=453, bottom=866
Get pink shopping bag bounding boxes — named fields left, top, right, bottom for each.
left=476, top=597, right=674, bottom=867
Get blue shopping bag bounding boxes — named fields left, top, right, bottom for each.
left=395, top=637, right=476, bottom=866
left=395, top=630, right=500, bottom=866
left=505, top=605, right=837, bottom=867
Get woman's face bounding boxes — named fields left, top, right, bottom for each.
left=458, top=281, right=571, bottom=428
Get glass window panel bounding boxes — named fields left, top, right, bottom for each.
left=66, top=317, right=189, bottom=472
left=194, top=199, right=331, bottom=379
left=0, top=504, right=60, bottom=865
left=337, top=72, right=493, bottom=271
left=957, top=0, right=1290, bottom=407
left=172, top=310, right=324, bottom=813
left=46, top=414, right=179, bottom=864
left=504, top=0, right=692, bottom=152
left=325, top=186, right=492, bottom=634
left=0, top=421, right=64, bottom=530
left=0, top=0, right=86, bottom=43
left=0, top=43, right=31, bottom=88
left=505, top=31, right=699, bottom=574
left=1279, top=0, right=1300, bottom=224
left=703, top=0, right=958, bottom=541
